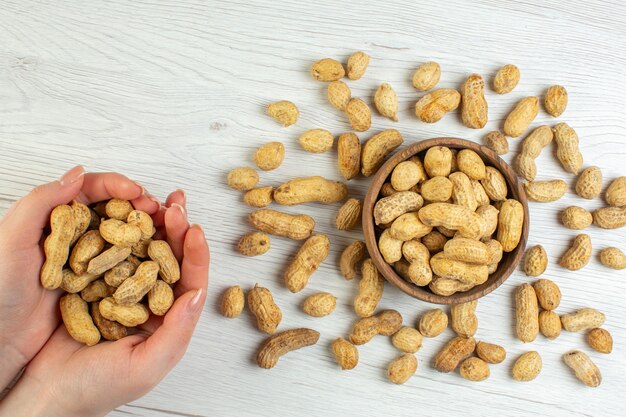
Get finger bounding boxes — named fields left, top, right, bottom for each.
left=174, top=224, right=210, bottom=297
left=75, top=172, right=143, bottom=205
left=165, top=189, right=186, bottom=208
left=1, top=166, right=85, bottom=245
left=132, top=288, right=206, bottom=382
left=130, top=194, right=160, bottom=215
left=136, top=314, right=164, bottom=336
left=151, top=207, right=167, bottom=229
left=164, top=204, right=189, bottom=262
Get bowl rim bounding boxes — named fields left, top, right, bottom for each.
left=362, top=137, right=529, bottom=305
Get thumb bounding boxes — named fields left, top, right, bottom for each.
left=134, top=288, right=206, bottom=382
left=2, top=165, right=85, bottom=243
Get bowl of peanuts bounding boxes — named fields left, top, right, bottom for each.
left=362, top=138, right=529, bottom=304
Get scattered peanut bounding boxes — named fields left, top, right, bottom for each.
left=412, top=61, right=441, bottom=91
left=346, top=51, right=369, bottom=80
left=561, top=206, right=593, bottom=230
left=311, top=58, right=345, bottom=81
left=539, top=310, right=562, bottom=340
left=361, top=129, right=404, bottom=177
left=299, top=128, right=334, bottom=153
left=561, top=308, right=605, bottom=332
left=284, top=234, right=330, bottom=293
left=587, top=328, right=612, bottom=354
left=475, top=341, right=506, bottom=364
left=605, top=176, right=626, bottom=206
left=303, top=292, right=337, bottom=317
left=387, top=353, right=418, bottom=384
left=339, top=240, right=367, bottom=280
left=523, top=245, right=547, bottom=277
left=544, top=85, right=568, bottom=117
left=249, top=209, right=315, bottom=240
left=461, top=74, right=488, bottom=129
left=337, top=132, right=361, bottom=180
left=248, top=284, right=282, bottom=334
left=493, top=64, right=520, bottom=94
left=237, top=232, right=271, bottom=256
left=418, top=309, right=448, bottom=337
left=593, top=206, right=626, bottom=229
left=559, top=234, right=592, bottom=270
left=503, top=96, right=539, bottom=137
left=331, top=338, right=359, bottom=370
left=349, top=310, right=402, bottom=345
left=243, top=186, right=274, bottom=208
left=221, top=285, right=245, bottom=318
left=327, top=81, right=351, bottom=111
left=414, top=89, right=461, bottom=123
left=512, top=351, right=542, bottom=381
left=451, top=300, right=478, bottom=337
left=460, top=357, right=490, bottom=382
left=375, top=82, right=399, bottom=121
left=391, top=326, right=423, bottom=353
left=515, top=283, right=539, bottom=343
left=274, top=176, right=348, bottom=205
left=525, top=180, right=567, bottom=202
left=599, top=247, right=626, bottom=269
left=267, top=101, right=299, bottom=127
left=257, top=328, right=320, bottom=369
left=553, top=122, right=583, bottom=174
left=346, top=98, right=372, bottom=132
left=575, top=166, right=602, bottom=199
left=434, top=336, right=476, bottom=373
left=484, top=131, right=509, bottom=155
left=354, top=259, right=385, bottom=317
left=563, top=350, right=601, bottom=387
left=532, top=279, right=561, bottom=310
left=335, top=198, right=362, bottom=231
left=227, top=167, right=259, bottom=191
left=515, top=126, right=553, bottom=181
left=254, top=142, right=284, bottom=171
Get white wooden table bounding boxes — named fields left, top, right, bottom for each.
left=1, top=1, right=625, bottom=416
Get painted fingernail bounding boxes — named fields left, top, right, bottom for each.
left=171, top=203, right=186, bottom=217
left=59, top=165, right=85, bottom=186
left=187, top=288, right=204, bottom=315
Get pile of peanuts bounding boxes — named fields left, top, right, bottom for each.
left=223, top=52, right=620, bottom=386
left=40, top=199, right=179, bottom=345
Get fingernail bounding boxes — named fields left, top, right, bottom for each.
left=148, top=195, right=161, bottom=209
left=187, top=288, right=204, bottom=315
left=176, top=188, right=186, bottom=203
left=171, top=203, right=186, bottom=217
left=59, top=165, right=85, bottom=186
left=135, top=182, right=146, bottom=195
left=192, top=223, right=204, bottom=233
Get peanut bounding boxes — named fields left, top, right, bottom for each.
left=227, top=167, right=259, bottom=191
left=131, top=238, right=152, bottom=258
left=327, top=81, right=351, bottom=111
left=449, top=172, right=478, bottom=211
left=444, top=238, right=490, bottom=265
left=553, top=122, right=583, bottom=174
left=391, top=161, right=422, bottom=191
left=480, top=166, right=508, bottom=201
left=389, top=212, right=432, bottom=241
left=331, top=338, right=359, bottom=370
left=424, top=146, right=452, bottom=177
left=274, top=176, right=348, bottom=205
left=544, top=85, right=568, bottom=117
left=605, top=176, right=626, bottom=206
left=515, top=283, right=539, bottom=343
left=148, top=240, right=180, bottom=284
left=401, top=240, right=432, bottom=285
left=434, top=336, right=476, bottom=373
left=243, top=186, right=274, bottom=208
left=105, top=199, right=133, bottom=221
left=418, top=309, right=448, bottom=337
left=378, top=229, right=403, bottom=264
left=532, top=279, right=561, bottom=310
left=374, top=191, right=423, bottom=225
left=484, top=130, right=509, bottom=155
left=340, top=240, right=366, bottom=280
left=429, top=276, right=474, bottom=296
left=412, top=61, right=440, bottom=91
left=257, top=328, right=320, bottom=369
left=335, top=198, right=361, bottom=231
left=249, top=209, right=315, bottom=240
left=60, top=294, right=100, bottom=346
left=563, top=351, right=602, bottom=387
left=387, top=353, right=418, bottom=384
left=148, top=279, right=174, bottom=316
left=70, top=200, right=91, bottom=244
left=41, top=204, right=75, bottom=289
left=503, top=96, right=539, bottom=137
left=61, top=269, right=101, bottom=293
left=561, top=308, right=605, bottom=332
left=561, top=206, right=593, bottom=230
left=299, top=128, right=334, bottom=153
left=81, top=279, right=115, bottom=302
left=461, top=74, right=488, bottom=129
left=515, top=126, right=553, bottom=181
left=523, top=245, right=547, bottom=277
left=254, top=142, right=284, bottom=171
left=311, top=58, right=345, bottom=81
left=512, top=351, right=542, bottom=381
left=559, top=234, right=592, bottom=270
left=451, top=300, right=478, bottom=337
left=267, top=101, right=299, bottom=127
left=593, top=206, right=626, bottom=229
left=104, top=260, right=137, bottom=287
left=476, top=205, right=499, bottom=239
left=493, top=64, right=520, bottom=94
left=539, top=310, right=562, bottom=339
left=99, top=297, right=149, bottom=326
left=575, top=166, right=602, bottom=199
left=430, top=252, right=488, bottom=285
left=113, top=261, right=159, bottom=304
left=415, top=89, right=460, bottom=123
left=220, top=285, right=245, bottom=318
left=361, top=129, right=404, bottom=176
left=91, top=301, right=127, bottom=341
left=337, top=132, right=361, bottom=180
left=237, top=232, right=271, bottom=256
left=421, top=176, right=453, bottom=202
left=460, top=357, right=490, bottom=382
left=99, top=219, right=142, bottom=247
left=346, top=98, right=371, bottom=132
left=284, top=234, right=330, bottom=293
left=69, top=230, right=105, bottom=275
left=599, top=247, right=626, bottom=269
left=375, top=82, right=399, bottom=121
left=87, top=245, right=132, bottom=276
left=475, top=341, right=506, bottom=364
left=391, top=327, right=423, bottom=353
left=346, top=51, right=369, bottom=80
left=248, top=284, right=282, bottom=334
left=457, top=149, right=486, bottom=180
left=349, top=309, right=402, bottom=345
left=354, top=259, right=384, bottom=317
left=421, top=230, right=448, bottom=253
left=587, top=328, right=612, bottom=354
left=418, top=203, right=483, bottom=240
left=497, top=199, right=524, bottom=252
left=303, top=292, right=336, bottom=317
left=484, top=238, right=503, bottom=266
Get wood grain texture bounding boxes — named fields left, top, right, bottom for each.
left=0, top=0, right=625, bottom=416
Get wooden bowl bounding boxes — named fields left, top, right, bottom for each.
left=362, top=138, right=529, bottom=305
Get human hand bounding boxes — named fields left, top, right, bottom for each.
left=0, top=165, right=161, bottom=390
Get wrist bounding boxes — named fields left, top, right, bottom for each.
left=0, top=343, right=27, bottom=392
